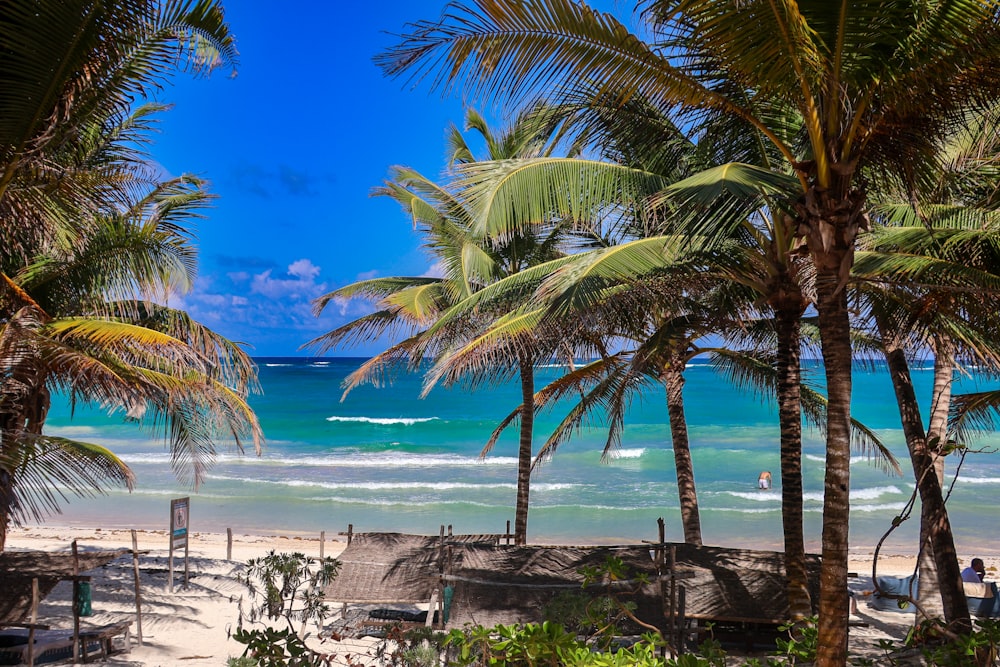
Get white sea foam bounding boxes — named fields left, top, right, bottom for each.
left=852, top=502, right=908, bottom=513
left=204, top=475, right=575, bottom=492
left=849, top=485, right=903, bottom=500
left=265, top=363, right=292, bottom=367
left=610, top=448, right=646, bottom=459
left=960, top=477, right=1000, bottom=485
left=804, top=454, right=889, bottom=466
left=710, top=506, right=780, bottom=514
left=801, top=485, right=902, bottom=502
left=120, top=452, right=522, bottom=468
left=724, top=491, right=781, bottom=502
left=326, top=416, right=439, bottom=425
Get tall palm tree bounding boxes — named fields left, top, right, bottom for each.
left=377, top=2, right=1000, bottom=656
left=1, top=176, right=262, bottom=549
left=852, top=168, right=1000, bottom=626
left=309, top=106, right=583, bottom=545
left=0, top=1, right=260, bottom=550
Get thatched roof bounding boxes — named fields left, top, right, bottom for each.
left=0, top=549, right=127, bottom=625
left=324, top=533, right=500, bottom=604
left=443, top=544, right=664, bottom=630
left=670, top=543, right=821, bottom=623
left=323, top=534, right=819, bottom=629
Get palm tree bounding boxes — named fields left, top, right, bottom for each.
left=1, top=176, right=262, bottom=549
left=0, top=1, right=259, bottom=550
left=377, top=2, right=1000, bottom=655
left=852, top=122, right=1000, bottom=626
left=309, top=106, right=583, bottom=545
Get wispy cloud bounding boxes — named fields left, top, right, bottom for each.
left=228, top=163, right=327, bottom=198
left=175, top=258, right=381, bottom=354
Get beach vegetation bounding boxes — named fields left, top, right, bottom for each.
left=232, top=550, right=340, bottom=666
left=0, top=0, right=264, bottom=551
left=854, top=104, right=1000, bottom=626
left=308, top=105, right=591, bottom=545
left=376, top=1, right=1000, bottom=661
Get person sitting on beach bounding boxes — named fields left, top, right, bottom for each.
left=962, top=558, right=986, bottom=583
left=758, top=471, right=772, bottom=490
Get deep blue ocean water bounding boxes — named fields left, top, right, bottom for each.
left=40, top=357, right=1000, bottom=553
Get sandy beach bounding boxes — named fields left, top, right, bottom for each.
left=2, top=523, right=973, bottom=666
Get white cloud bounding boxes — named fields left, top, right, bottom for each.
left=227, top=271, right=250, bottom=283
left=356, top=269, right=379, bottom=281
left=421, top=261, right=446, bottom=279
left=288, top=258, right=321, bottom=281
left=250, top=259, right=327, bottom=302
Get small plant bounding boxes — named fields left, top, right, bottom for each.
left=231, top=550, right=340, bottom=666
left=920, top=619, right=1000, bottom=667
left=227, top=657, right=259, bottom=667
left=771, top=617, right=818, bottom=665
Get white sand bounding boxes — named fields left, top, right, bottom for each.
left=4, top=526, right=386, bottom=666
left=6, top=524, right=979, bottom=666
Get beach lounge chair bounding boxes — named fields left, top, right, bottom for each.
left=868, top=573, right=918, bottom=613
left=0, top=550, right=126, bottom=626
left=0, top=549, right=130, bottom=665
left=869, top=574, right=1000, bottom=618
left=964, top=580, right=1000, bottom=618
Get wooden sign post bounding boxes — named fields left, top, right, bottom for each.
left=168, top=497, right=190, bottom=592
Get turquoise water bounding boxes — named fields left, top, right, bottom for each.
left=40, top=358, right=1000, bottom=553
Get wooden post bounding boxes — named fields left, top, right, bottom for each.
left=183, top=525, right=190, bottom=590
left=227, top=528, right=233, bottom=561
left=71, top=540, right=80, bottom=661
left=347, top=524, right=353, bottom=546
left=669, top=546, right=677, bottom=657
left=447, top=524, right=453, bottom=537
left=505, top=520, right=511, bottom=545
left=320, top=531, right=325, bottom=559
left=27, top=577, right=38, bottom=667
left=131, top=530, right=144, bottom=646
left=676, top=585, right=687, bottom=655
left=657, top=518, right=665, bottom=564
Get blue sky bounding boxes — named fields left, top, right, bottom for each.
left=148, top=2, right=484, bottom=356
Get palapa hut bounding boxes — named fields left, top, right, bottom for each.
left=0, top=549, right=126, bottom=625
left=671, top=543, right=822, bottom=623
left=443, top=543, right=665, bottom=630
left=324, top=531, right=819, bottom=640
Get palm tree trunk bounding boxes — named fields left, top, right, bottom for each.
left=879, top=331, right=969, bottom=629
left=813, top=265, right=853, bottom=667
left=514, top=355, right=535, bottom=546
left=663, top=359, right=701, bottom=545
left=774, top=302, right=810, bottom=620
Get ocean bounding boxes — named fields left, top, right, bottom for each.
left=41, top=357, right=1000, bottom=554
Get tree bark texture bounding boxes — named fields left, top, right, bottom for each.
left=774, top=303, right=811, bottom=620
left=514, top=356, right=535, bottom=546
left=663, top=360, right=702, bottom=545
left=880, top=334, right=969, bottom=630
left=814, top=266, right=853, bottom=667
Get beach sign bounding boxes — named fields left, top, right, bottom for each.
left=168, top=497, right=190, bottom=591
left=171, top=497, right=189, bottom=549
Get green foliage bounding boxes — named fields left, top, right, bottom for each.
left=231, top=551, right=340, bottom=667
left=919, top=619, right=1000, bottom=667
left=237, top=551, right=340, bottom=629
left=226, top=657, right=258, bottom=667
left=772, top=618, right=818, bottom=665
left=230, top=626, right=325, bottom=667
left=372, top=625, right=449, bottom=667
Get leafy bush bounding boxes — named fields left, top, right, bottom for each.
left=231, top=551, right=340, bottom=666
